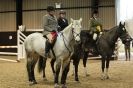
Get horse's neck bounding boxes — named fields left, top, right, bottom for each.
left=62, top=23, right=73, bottom=43
left=106, top=26, right=119, bottom=44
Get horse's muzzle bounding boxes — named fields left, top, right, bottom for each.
left=75, top=40, right=81, bottom=44
left=75, top=36, right=80, bottom=42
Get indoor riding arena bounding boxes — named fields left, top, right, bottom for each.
left=0, top=0, right=133, bottom=88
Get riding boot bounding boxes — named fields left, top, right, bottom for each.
left=45, top=40, right=51, bottom=58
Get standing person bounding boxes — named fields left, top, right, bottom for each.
left=89, top=11, right=103, bottom=41
left=57, top=10, right=68, bottom=32
left=42, top=6, right=58, bottom=57
left=124, top=34, right=132, bottom=61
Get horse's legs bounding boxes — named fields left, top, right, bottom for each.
left=128, top=48, right=130, bottom=61
left=61, top=60, right=70, bottom=88
left=73, top=56, right=80, bottom=81
left=101, top=57, right=106, bottom=80
left=27, top=58, right=32, bottom=82
left=54, top=59, right=61, bottom=88
left=83, top=51, right=89, bottom=76
left=105, top=58, right=110, bottom=79
left=125, top=48, right=128, bottom=61
left=71, top=53, right=80, bottom=81
left=42, top=57, right=47, bottom=80
left=51, top=58, right=56, bottom=76
left=70, top=54, right=76, bottom=76
left=31, top=59, right=37, bottom=83
left=27, top=56, right=38, bottom=85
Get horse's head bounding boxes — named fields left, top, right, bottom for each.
left=71, top=18, right=82, bottom=43
left=118, top=22, right=129, bottom=44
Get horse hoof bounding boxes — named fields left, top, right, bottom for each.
left=75, top=79, right=79, bottom=82
left=101, top=77, right=105, bottom=80
left=29, top=81, right=37, bottom=86
left=86, top=74, right=90, bottom=77
left=75, top=78, right=79, bottom=82
left=106, top=76, right=109, bottom=79
left=76, top=80, right=81, bottom=83
left=61, top=84, right=67, bottom=88
left=54, top=84, right=60, bottom=88
left=101, top=76, right=105, bottom=80
left=43, top=77, right=48, bottom=81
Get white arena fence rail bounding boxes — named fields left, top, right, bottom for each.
left=0, top=28, right=26, bottom=62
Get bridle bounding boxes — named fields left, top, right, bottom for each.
left=118, top=26, right=128, bottom=44
left=61, top=25, right=81, bottom=56
left=72, top=28, right=80, bottom=41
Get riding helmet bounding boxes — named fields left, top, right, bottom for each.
left=59, top=10, right=66, bottom=14
left=46, top=6, right=55, bottom=12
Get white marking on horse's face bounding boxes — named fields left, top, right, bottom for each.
left=122, top=27, right=126, bottom=31
left=71, top=18, right=82, bottom=42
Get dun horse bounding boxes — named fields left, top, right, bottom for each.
left=24, top=18, right=82, bottom=88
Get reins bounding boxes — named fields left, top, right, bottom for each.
left=61, top=32, right=72, bottom=55
left=61, top=28, right=80, bottom=56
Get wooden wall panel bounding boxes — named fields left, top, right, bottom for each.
left=0, top=0, right=16, bottom=12
left=99, top=7, right=115, bottom=29
left=0, top=13, right=16, bottom=31
left=23, top=0, right=115, bottom=31
left=0, top=0, right=16, bottom=31
left=99, top=0, right=115, bottom=6
left=23, top=0, right=91, bottom=10
left=0, top=0, right=115, bottom=31
left=65, top=8, right=91, bottom=30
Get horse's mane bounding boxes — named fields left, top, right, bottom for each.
left=106, top=26, right=118, bottom=34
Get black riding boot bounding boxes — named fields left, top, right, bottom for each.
left=45, top=41, right=51, bottom=58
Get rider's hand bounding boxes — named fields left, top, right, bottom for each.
left=52, top=30, right=56, bottom=32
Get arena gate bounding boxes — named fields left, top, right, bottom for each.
left=0, top=27, right=26, bottom=62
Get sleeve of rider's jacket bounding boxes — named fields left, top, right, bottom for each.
left=43, top=15, right=52, bottom=31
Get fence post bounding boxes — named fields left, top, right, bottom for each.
left=17, top=26, right=26, bottom=61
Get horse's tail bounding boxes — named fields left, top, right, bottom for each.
left=38, top=56, right=45, bottom=73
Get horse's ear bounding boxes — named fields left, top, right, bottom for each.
left=119, top=21, right=122, bottom=26
left=124, top=22, right=125, bottom=26
left=79, top=18, right=82, bottom=22
left=71, top=18, right=74, bottom=23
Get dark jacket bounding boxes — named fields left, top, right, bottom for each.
left=57, top=17, right=68, bottom=31
left=89, top=17, right=103, bottom=33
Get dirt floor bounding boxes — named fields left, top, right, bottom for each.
left=0, top=56, right=133, bottom=88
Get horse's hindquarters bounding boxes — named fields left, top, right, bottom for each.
left=25, top=33, right=47, bottom=57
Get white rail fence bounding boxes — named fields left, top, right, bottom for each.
left=0, top=26, right=26, bottom=62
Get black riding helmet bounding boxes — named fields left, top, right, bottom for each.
left=92, top=10, right=98, bottom=17
left=47, top=6, right=55, bottom=12
left=93, top=10, right=98, bottom=14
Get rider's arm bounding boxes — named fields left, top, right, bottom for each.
left=43, top=15, right=52, bottom=31
left=89, top=18, right=94, bottom=29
